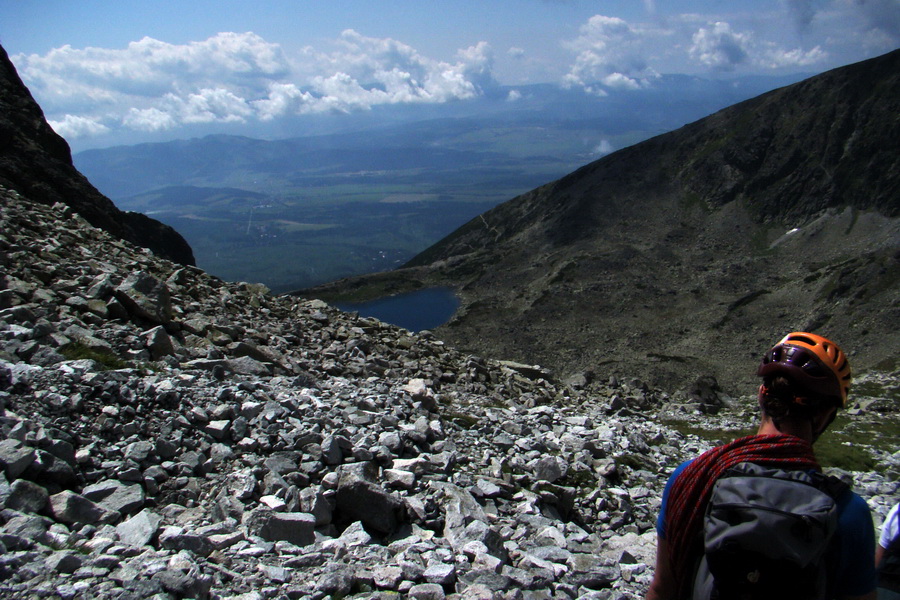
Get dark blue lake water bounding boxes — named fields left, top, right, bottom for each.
left=335, top=287, right=460, bottom=332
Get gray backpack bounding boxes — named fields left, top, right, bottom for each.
left=691, top=461, right=848, bottom=600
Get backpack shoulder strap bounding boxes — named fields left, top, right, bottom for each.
left=810, top=471, right=850, bottom=501
left=814, top=474, right=851, bottom=599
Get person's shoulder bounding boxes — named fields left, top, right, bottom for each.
left=661, top=458, right=695, bottom=500
left=886, top=501, right=900, bottom=520
left=668, top=458, right=694, bottom=483
left=835, top=487, right=873, bottom=526
left=838, top=487, right=869, bottom=508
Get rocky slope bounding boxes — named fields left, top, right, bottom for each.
left=2, top=187, right=899, bottom=600
left=0, top=186, right=705, bottom=599
left=303, top=49, right=900, bottom=395
left=0, top=44, right=194, bottom=267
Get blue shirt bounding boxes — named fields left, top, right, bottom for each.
left=657, top=459, right=877, bottom=597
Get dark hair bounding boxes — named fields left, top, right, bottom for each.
left=760, top=375, right=833, bottom=424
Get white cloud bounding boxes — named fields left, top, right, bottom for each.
left=561, top=8, right=870, bottom=86
left=688, top=19, right=833, bottom=71
left=169, top=88, right=255, bottom=124
left=689, top=22, right=751, bottom=70
left=252, top=83, right=316, bottom=120
left=14, top=30, right=496, bottom=140
left=123, top=107, right=178, bottom=132
left=561, top=15, right=661, bottom=94
left=601, top=72, right=642, bottom=89
left=48, top=114, right=110, bottom=138
left=762, top=45, right=828, bottom=68
left=300, top=30, right=492, bottom=108
left=593, top=139, right=615, bottom=156
left=506, top=89, right=522, bottom=102
left=15, top=4, right=898, bottom=144
left=790, top=0, right=900, bottom=41
left=17, top=33, right=289, bottom=107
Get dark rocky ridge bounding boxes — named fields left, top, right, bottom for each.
left=0, top=44, right=195, bottom=267
left=302, top=49, right=900, bottom=395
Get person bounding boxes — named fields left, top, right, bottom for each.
left=877, top=501, right=900, bottom=599
left=646, top=331, right=877, bottom=600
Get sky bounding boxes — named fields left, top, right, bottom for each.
left=2, top=0, right=898, bottom=149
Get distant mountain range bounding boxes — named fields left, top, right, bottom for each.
left=71, top=72, right=812, bottom=290
left=303, top=49, right=900, bottom=393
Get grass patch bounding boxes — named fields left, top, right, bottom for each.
left=60, top=342, right=127, bottom=370
left=661, top=418, right=754, bottom=447
left=663, top=408, right=898, bottom=473
left=854, top=379, right=900, bottom=401
left=648, top=353, right=689, bottom=364
left=818, top=404, right=900, bottom=473
left=873, top=357, right=900, bottom=372
left=444, top=412, right=480, bottom=429
left=814, top=437, right=877, bottom=472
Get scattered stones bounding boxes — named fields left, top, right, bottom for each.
left=0, top=188, right=897, bottom=600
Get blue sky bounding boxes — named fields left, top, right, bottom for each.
left=2, top=0, right=898, bottom=147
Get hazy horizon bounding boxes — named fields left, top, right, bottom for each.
left=3, top=0, right=898, bottom=151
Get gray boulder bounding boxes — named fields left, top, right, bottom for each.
left=115, top=271, right=172, bottom=324
left=82, top=480, right=145, bottom=515
left=257, top=512, right=316, bottom=547
left=0, top=438, right=35, bottom=479
left=335, top=462, right=406, bottom=535
left=48, top=490, right=119, bottom=525
left=6, top=479, right=48, bottom=513
left=116, top=509, right=162, bottom=547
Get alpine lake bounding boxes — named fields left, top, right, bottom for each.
left=334, top=287, right=460, bottom=333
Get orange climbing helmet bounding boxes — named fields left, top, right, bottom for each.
left=757, top=332, right=852, bottom=407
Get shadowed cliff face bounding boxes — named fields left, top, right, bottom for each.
left=0, top=44, right=195, bottom=266
left=302, top=50, right=900, bottom=394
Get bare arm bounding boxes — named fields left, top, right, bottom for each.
left=646, top=538, right=676, bottom=600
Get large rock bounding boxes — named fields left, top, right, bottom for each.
left=48, top=490, right=119, bottom=526
left=82, top=480, right=145, bottom=515
left=0, top=439, right=35, bottom=479
left=116, top=509, right=163, bottom=547
left=432, top=482, right=504, bottom=557
left=334, top=462, right=406, bottom=536
left=158, top=526, right=213, bottom=557
left=115, top=272, right=172, bottom=324
left=257, top=512, right=316, bottom=547
left=6, top=479, right=48, bottom=513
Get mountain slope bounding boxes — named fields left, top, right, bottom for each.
left=0, top=44, right=195, bottom=266
left=303, top=49, right=900, bottom=394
